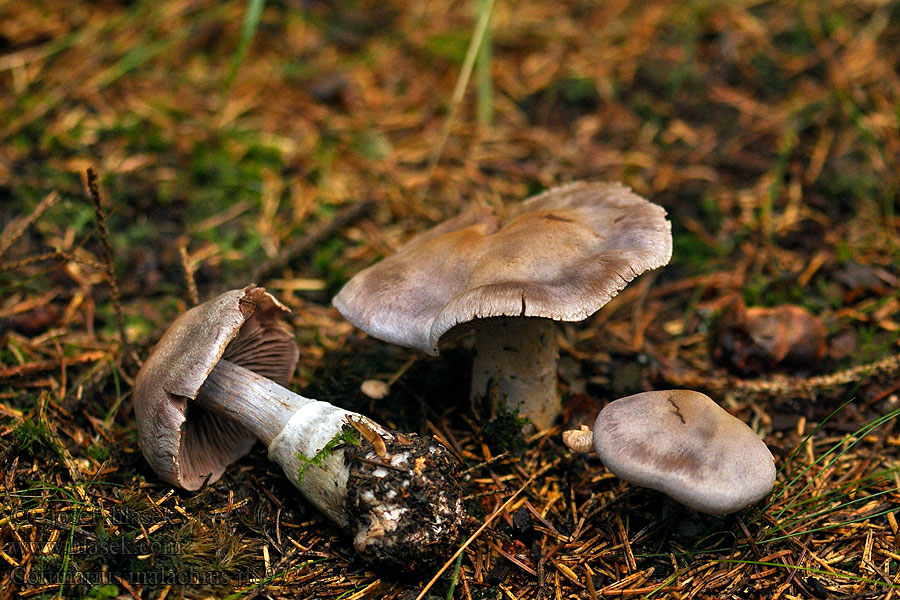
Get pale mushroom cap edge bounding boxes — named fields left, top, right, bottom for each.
left=334, top=181, right=673, bottom=355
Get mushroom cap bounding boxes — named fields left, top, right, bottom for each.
left=334, top=181, right=672, bottom=355
left=134, top=285, right=299, bottom=490
left=592, top=390, right=776, bottom=515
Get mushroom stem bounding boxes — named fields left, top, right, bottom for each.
left=471, top=317, right=560, bottom=430
left=194, top=359, right=464, bottom=569
left=195, top=359, right=306, bottom=446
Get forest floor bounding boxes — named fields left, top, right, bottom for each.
left=2, top=0, right=900, bottom=598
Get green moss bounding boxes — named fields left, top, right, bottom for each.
left=351, top=129, right=393, bottom=161
left=296, top=426, right=360, bottom=486
left=424, top=30, right=469, bottom=64
left=313, top=237, right=349, bottom=294
left=81, top=584, right=120, bottom=600
left=471, top=586, right=501, bottom=599
left=482, top=407, right=529, bottom=458
left=852, top=323, right=898, bottom=366
left=84, top=442, right=111, bottom=463
left=98, top=113, right=172, bottom=154
left=749, top=53, right=788, bottom=96
left=671, top=230, right=732, bottom=271
left=13, top=416, right=54, bottom=458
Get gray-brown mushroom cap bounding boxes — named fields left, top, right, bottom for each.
left=134, top=285, right=299, bottom=490
left=333, top=181, right=672, bottom=355
left=592, top=390, right=776, bottom=515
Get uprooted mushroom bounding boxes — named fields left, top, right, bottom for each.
left=334, top=181, right=673, bottom=430
left=133, top=285, right=465, bottom=570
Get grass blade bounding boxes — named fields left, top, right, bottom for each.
left=224, top=0, right=266, bottom=93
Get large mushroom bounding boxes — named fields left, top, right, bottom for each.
left=563, top=390, right=776, bottom=515
left=133, top=285, right=465, bottom=570
left=334, top=182, right=672, bottom=429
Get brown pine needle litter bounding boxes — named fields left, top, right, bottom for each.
left=2, top=0, right=900, bottom=598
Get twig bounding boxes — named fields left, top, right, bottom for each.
left=660, top=352, right=900, bottom=403
left=0, top=249, right=60, bottom=271
left=460, top=451, right=511, bottom=475
left=0, top=351, right=108, bottom=379
left=0, top=248, right=108, bottom=273
left=234, top=200, right=374, bottom=288
left=85, top=168, right=128, bottom=352
left=178, top=240, right=200, bottom=306
left=0, top=191, right=59, bottom=260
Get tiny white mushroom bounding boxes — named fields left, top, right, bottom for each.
left=361, top=379, right=390, bottom=399
left=562, top=424, right=594, bottom=454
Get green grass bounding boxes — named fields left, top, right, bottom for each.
left=638, top=397, right=900, bottom=596
left=223, top=0, right=267, bottom=94
left=475, top=0, right=493, bottom=126
left=481, top=407, right=530, bottom=458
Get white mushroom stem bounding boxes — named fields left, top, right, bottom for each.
left=193, top=360, right=301, bottom=447
left=195, top=359, right=365, bottom=524
left=194, top=359, right=464, bottom=567
left=471, top=317, right=560, bottom=430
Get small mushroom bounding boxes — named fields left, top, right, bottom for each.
left=334, top=182, right=672, bottom=429
left=561, top=424, right=593, bottom=454
left=563, top=390, right=775, bottom=515
left=360, top=379, right=390, bottom=400
left=134, top=285, right=465, bottom=570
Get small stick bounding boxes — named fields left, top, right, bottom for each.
left=660, top=352, right=900, bottom=403
left=0, top=191, right=59, bottom=260
left=177, top=240, right=200, bottom=306
left=85, top=168, right=128, bottom=352
left=0, top=350, right=107, bottom=379
left=0, top=248, right=105, bottom=272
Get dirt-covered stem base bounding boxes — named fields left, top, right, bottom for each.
left=196, top=359, right=465, bottom=570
